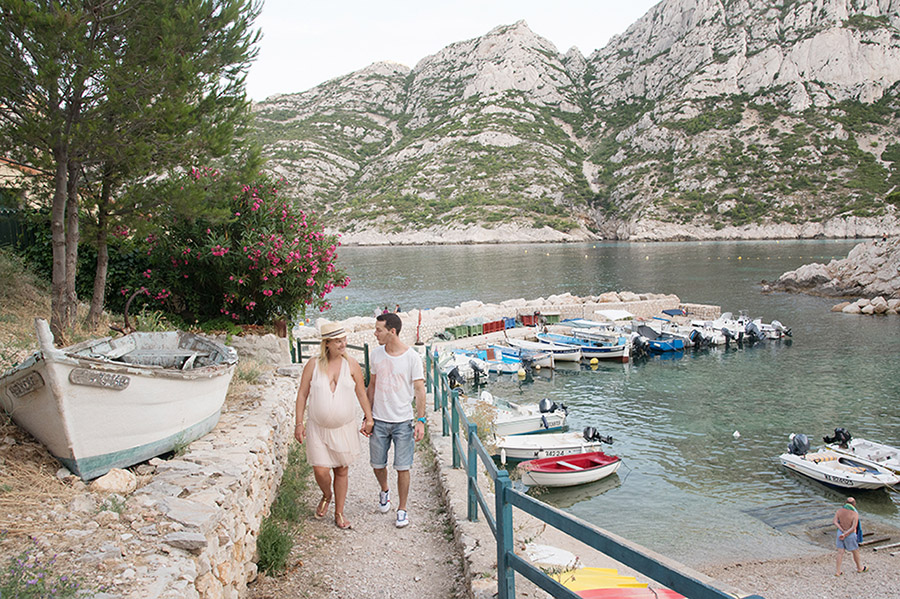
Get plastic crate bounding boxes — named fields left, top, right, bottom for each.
left=504, top=317, right=516, bottom=329
left=468, top=323, right=483, bottom=336
left=544, top=312, right=560, bottom=324
left=483, top=320, right=503, bottom=334
left=521, top=314, right=537, bottom=326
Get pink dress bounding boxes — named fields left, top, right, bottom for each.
left=305, top=358, right=361, bottom=467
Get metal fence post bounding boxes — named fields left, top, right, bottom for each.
left=296, top=339, right=304, bottom=364
left=495, top=471, right=515, bottom=599
left=451, top=388, right=460, bottom=469
left=467, top=421, right=478, bottom=522
left=441, top=380, right=449, bottom=437
left=363, top=343, right=370, bottom=387
left=425, top=346, right=432, bottom=394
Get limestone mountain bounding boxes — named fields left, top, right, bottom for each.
left=251, top=0, right=900, bottom=242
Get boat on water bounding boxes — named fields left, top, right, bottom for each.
left=779, top=434, right=900, bottom=490
left=536, top=332, right=630, bottom=362
left=495, top=426, right=612, bottom=463
left=488, top=344, right=555, bottom=369
left=473, top=392, right=567, bottom=436
left=630, top=324, right=685, bottom=353
left=0, top=319, right=237, bottom=480
left=506, top=337, right=582, bottom=362
left=453, top=347, right=521, bottom=374
left=823, top=428, right=900, bottom=475
left=518, top=450, right=621, bottom=487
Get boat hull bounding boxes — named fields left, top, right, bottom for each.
left=507, top=338, right=581, bottom=361
left=0, top=324, right=236, bottom=480
left=519, top=452, right=621, bottom=487
left=826, top=438, right=900, bottom=475
left=495, top=432, right=606, bottom=462
left=494, top=412, right=567, bottom=436
left=779, top=451, right=900, bottom=489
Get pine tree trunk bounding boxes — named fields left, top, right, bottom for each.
left=50, top=145, right=69, bottom=346
left=64, top=161, right=81, bottom=331
left=87, top=178, right=111, bottom=330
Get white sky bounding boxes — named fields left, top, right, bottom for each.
left=246, top=0, right=661, bottom=101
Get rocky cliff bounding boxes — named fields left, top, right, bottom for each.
left=772, top=236, right=900, bottom=298
left=251, top=0, right=900, bottom=243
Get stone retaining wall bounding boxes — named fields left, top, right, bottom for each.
left=121, top=374, right=298, bottom=598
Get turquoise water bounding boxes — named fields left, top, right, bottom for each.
left=327, top=240, right=900, bottom=566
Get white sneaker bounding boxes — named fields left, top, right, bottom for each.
left=395, top=509, right=409, bottom=528
left=378, top=489, right=391, bottom=513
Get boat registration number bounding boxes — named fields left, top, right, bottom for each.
left=69, top=368, right=130, bottom=390
left=7, top=372, right=45, bottom=398
left=824, top=473, right=854, bottom=486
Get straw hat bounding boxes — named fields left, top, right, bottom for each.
left=319, top=322, right=348, bottom=340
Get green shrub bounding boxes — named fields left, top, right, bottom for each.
left=256, top=517, right=293, bottom=575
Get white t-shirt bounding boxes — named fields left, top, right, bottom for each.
left=370, top=345, right=424, bottom=422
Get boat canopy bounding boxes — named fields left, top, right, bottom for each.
left=662, top=308, right=686, bottom=317
left=593, top=309, right=634, bottom=321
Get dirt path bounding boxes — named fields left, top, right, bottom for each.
left=248, top=435, right=469, bottom=599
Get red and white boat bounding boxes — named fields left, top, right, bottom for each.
left=518, top=450, right=621, bottom=487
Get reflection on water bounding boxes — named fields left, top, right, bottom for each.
left=534, top=472, right=623, bottom=510
left=329, top=240, right=900, bottom=567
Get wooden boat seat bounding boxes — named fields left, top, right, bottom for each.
left=557, top=461, right=583, bottom=471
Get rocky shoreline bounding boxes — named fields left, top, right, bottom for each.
left=333, top=217, right=900, bottom=245
left=770, top=237, right=900, bottom=305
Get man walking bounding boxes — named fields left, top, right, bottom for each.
left=366, top=313, right=426, bottom=528
left=833, top=497, right=867, bottom=575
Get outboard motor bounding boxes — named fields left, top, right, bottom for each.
left=823, top=427, right=852, bottom=448
left=583, top=426, right=613, bottom=445
left=720, top=327, right=733, bottom=346
left=538, top=398, right=567, bottom=414
left=469, top=359, right=486, bottom=386
left=688, top=329, right=706, bottom=349
left=447, top=366, right=466, bottom=389
left=787, top=433, right=810, bottom=456
left=745, top=321, right=762, bottom=343
left=772, top=320, right=792, bottom=337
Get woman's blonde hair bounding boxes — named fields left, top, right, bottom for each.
left=317, top=337, right=345, bottom=368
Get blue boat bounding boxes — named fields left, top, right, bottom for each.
left=632, top=324, right=685, bottom=353
left=535, top=332, right=630, bottom=362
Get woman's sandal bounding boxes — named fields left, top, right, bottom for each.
left=314, top=495, right=332, bottom=519
left=335, top=513, right=352, bottom=529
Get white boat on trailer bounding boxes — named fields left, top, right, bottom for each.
left=0, top=319, right=237, bottom=480
left=779, top=434, right=899, bottom=490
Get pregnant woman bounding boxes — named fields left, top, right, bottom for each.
left=295, top=322, right=374, bottom=529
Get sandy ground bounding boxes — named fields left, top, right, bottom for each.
left=247, top=432, right=469, bottom=599
left=703, top=549, right=900, bottom=599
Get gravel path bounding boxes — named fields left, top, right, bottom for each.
left=247, top=435, right=469, bottom=599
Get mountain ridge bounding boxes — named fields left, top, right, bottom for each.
left=251, top=0, right=900, bottom=243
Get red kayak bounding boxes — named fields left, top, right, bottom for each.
left=518, top=451, right=621, bottom=487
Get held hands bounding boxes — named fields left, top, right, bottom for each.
left=360, top=417, right=374, bottom=437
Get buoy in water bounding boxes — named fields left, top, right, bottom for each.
left=517, top=369, right=526, bottom=378
left=733, top=430, right=741, bottom=438
left=534, top=364, right=540, bottom=371
left=589, top=358, right=599, bottom=365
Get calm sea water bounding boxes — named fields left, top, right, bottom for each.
left=326, top=240, right=900, bottom=567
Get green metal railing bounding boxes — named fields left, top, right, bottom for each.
left=292, top=339, right=371, bottom=386
left=425, top=346, right=764, bottom=599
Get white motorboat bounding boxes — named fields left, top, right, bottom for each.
left=536, top=332, right=630, bottom=362
left=506, top=337, right=582, bottom=362
left=472, top=392, right=567, bottom=436
left=518, top=450, right=621, bottom=487
left=823, top=428, right=900, bottom=475
left=495, top=426, right=613, bottom=463
left=0, top=319, right=237, bottom=480
left=779, top=434, right=899, bottom=490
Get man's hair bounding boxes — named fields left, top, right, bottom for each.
left=377, top=312, right=402, bottom=334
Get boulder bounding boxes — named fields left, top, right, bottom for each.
left=842, top=303, right=862, bottom=314
left=861, top=304, right=876, bottom=315
left=831, top=302, right=850, bottom=312
left=90, top=468, right=137, bottom=494
left=597, top=292, right=620, bottom=303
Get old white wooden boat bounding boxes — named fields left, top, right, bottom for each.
left=518, top=451, right=621, bottom=487
left=0, top=319, right=237, bottom=480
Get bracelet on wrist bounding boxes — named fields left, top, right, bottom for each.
left=416, top=416, right=427, bottom=424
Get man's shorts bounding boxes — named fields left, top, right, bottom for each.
left=369, top=419, right=415, bottom=471
left=836, top=530, right=859, bottom=551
